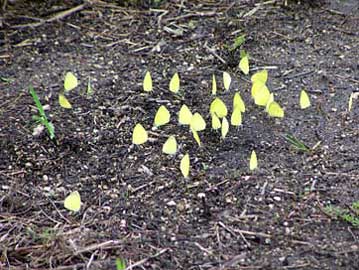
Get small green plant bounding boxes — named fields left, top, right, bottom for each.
left=283, top=133, right=311, bottom=152
left=29, top=86, right=55, bottom=140
left=283, top=133, right=322, bottom=152
left=353, top=201, right=359, bottom=210
left=115, top=258, right=126, bottom=270
left=228, top=34, right=246, bottom=52
left=26, top=227, right=57, bottom=244
left=324, top=201, right=359, bottom=227
left=0, top=76, right=14, bottom=83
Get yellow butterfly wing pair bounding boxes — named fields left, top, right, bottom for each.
left=162, top=136, right=177, bottom=155
left=64, top=72, right=78, bottom=92
left=223, top=71, right=232, bottom=91
left=210, top=98, right=228, bottom=118
left=178, top=104, right=192, bottom=125
left=347, top=92, right=359, bottom=111
left=180, top=153, right=190, bottom=178
left=300, top=90, right=311, bottom=109
left=169, top=72, right=180, bottom=94
left=249, top=150, right=257, bottom=171
left=212, top=74, right=217, bottom=95
left=190, top=112, right=206, bottom=132
left=64, top=191, right=81, bottom=212
left=267, top=101, right=284, bottom=118
left=239, top=56, right=249, bottom=75
left=154, top=105, right=170, bottom=127
left=59, top=94, right=72, bottom=109
left=143, top=71, right=153, bottom=92
left=132, top=123, right=148, bottom=145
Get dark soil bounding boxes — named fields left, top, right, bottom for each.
left=1, top=0, right=358, bottom=269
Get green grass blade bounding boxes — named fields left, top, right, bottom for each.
left=29, top=86, right=47, bottom=118
left=230, top=34, right=246, bottom=51
left=115, top=258, right=126, bottom=270
left=29, top=86, right=55, bottom=139
left=283, top=133, right=310, bottom=152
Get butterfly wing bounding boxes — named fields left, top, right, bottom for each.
left=268, top=102, right=284, bottom=118
left=221, top=117, right=229, bottom=139
left=143, top=71, right=153, bottom=92
left=64, top=191, right=81, bottom=212
left=162, top=136, right=177, bottom=155
left=300, top=90, right=311, bottom=109
left=223, top=72, right=231, bottom=91
left=211, top=113, right=221, bottom=130
left=59, top=94, right=72, bottom=109
left=169, top=72, right=180, bottom=93
left=179, top=104, right=192, bottom=125
left=154, top=105, right=170, bottom=127
left=64, top=72, right=78, bottom=92
left=180, top=154, right=190, bottom=178
left=190, top=113, right=206, bottom=131
left=239, top=56, right=249, bottom=75
left=249, top=150, right=257, bottom=170
left=210, top=98, right=228, bottom=118
left=132, top=124, right=148, bottom=145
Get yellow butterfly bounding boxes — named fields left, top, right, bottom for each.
left=221, top=117, right=229, bottom=139
left=143, top=70, right=153, bottom=92
left=87, top=77, right=93, bottom=96
left=180, top=153, right=190, bottom=178
left=210, top=98, right=228, bottom=118
left=64, top=72, right=78, bottom=92
left=251, top=83, right=271, bottom=106
left=249, top=150, right=257, bottom=171
left=64, top=191, right=81, bottom=212
left=348, top=92, right=359, bottom=111
left=211, top=113, right=221, bottom=130
left=162, top=136, right=177, bottom=155
left=348, top=92, right=354, bottom=112
left=233, top=92, right=245, bottom=112
left=169, top=72, right=180, bottom=93
left=132, top=123, right=148, bottom=145
left=190, top=112, right=206, bottom=131
left=231, top=107, right=242, bottom=126
left=251, top=70, right=268, bottom=85
left=267, top=101, right=284, bottom=118
left=223, top=71, right=231, bottom=91
left=59, top=94, right=72, bottom=109
left=239, top=55, right=249, bottom=75
left=300, top=90, right=311, bottom=109
left=178, top=104, right=192, bottom=125
left=191, top=127, right=201, bottom=146
left=154, top=105, right=170, bottom=127
left=212, top=74, right=217, bottom=95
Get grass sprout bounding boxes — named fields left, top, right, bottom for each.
left=324, top=201, right=359, bottom=228
left=29, top=86, right=55, bottom=140
left=283, top=133, right=311, bottom=152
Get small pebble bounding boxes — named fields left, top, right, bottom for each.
left=167, top=200, right=176, bottom=206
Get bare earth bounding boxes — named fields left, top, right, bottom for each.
left=0, top=0, right=358, bottom=269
